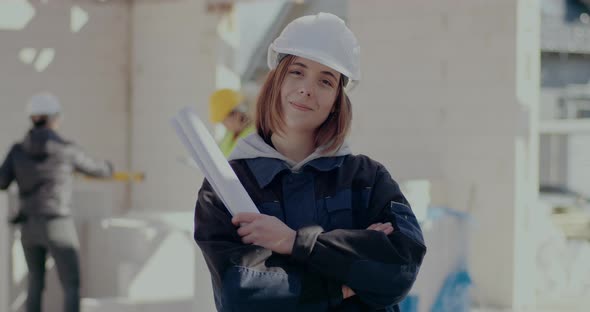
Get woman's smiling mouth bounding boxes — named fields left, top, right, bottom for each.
left=290, top=101, right=312, bottom=111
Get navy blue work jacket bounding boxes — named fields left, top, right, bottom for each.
left=194, top=154, right=426, bottom=312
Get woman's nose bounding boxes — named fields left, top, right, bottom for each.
left=299, top=88, right=311, bottom=97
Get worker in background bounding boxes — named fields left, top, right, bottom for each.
left=208, top=88, right=255, bottom=157
left=0, top=93, right=113, bottom=312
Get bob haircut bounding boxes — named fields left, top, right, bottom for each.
left=255, top=55, right=352, bottom=154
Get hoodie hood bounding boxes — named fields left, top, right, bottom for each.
left=228, top=133, right=352, bottom=171
left=21, top=128, right=65, bottom=159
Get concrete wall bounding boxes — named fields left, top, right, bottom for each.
left=1, top=1, right=219, bottom=309
left=130, top=0, right=217, bottom=311
left=0, top=1, right=129, bottom=217
left=129, top=0, right=216, bottom=213
left=348, top=0, right=539, bottom=308
left=0, top=1, right=130, bottom=311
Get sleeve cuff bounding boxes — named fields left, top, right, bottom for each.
left=291, top=225, right=323, bottom=263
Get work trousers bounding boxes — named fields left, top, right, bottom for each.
left=20, top=216, right=80, bottom=312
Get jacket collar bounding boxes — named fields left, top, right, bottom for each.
left=245, top=156, right=346, bottom=188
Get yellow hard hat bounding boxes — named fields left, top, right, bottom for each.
left=209, top=89, right=243, bottom=123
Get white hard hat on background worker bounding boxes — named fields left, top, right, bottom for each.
left=26, top=92, right=62, bottom=116
left=267, top=12, right=361, bottom=89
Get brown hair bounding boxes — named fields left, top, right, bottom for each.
left=255, top=55, right=352, bottom=154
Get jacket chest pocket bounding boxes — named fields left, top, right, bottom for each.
left=258, top=201, right=284, bottom=222
left=320, top=190, right=353, bottom=230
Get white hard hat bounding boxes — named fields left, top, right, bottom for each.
left=27, top=93, right=62, bottom=116
left=267, top=12, right=360, bottom=90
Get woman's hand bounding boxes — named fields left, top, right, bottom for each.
left=342, top=222, right=395, bottom=299
left=366, top=222, right=394, bottom=235
left=342, top=285, right=355, bottom=299
left=232, top=213, right=296, bottom=255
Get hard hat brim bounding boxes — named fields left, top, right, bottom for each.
left=267, top=44, right=360, bottom=91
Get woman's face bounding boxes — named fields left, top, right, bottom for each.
left=222, top=111, right=245, bottom=133
left=279, top=57, right=341, bottom=134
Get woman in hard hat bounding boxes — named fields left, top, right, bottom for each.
left=0, top=93, right=113, bottom=312
left=209, top=88, right=255, bottom=157
left=194, top=13, right=425, bottom=311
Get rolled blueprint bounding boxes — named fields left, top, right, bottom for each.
left=171, top=107, right=259, bottom=216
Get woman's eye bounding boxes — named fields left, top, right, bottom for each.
left=321, top=79, right=333, bottom=87
left=289, top=70, right=302, bottom=76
